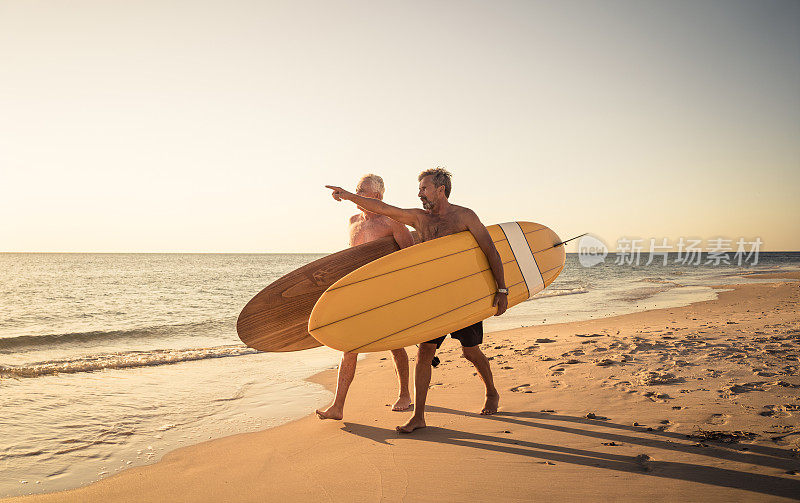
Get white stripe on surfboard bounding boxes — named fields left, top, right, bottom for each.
left=498, top=222, right=544, bottom=299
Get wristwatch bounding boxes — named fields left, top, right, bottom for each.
left=497, top=288, right=508, bottom=295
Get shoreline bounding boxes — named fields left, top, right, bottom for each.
left=4, top=273, right=799, bottom=502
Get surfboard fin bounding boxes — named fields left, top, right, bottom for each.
left=553, top=233, right=588, bottom=248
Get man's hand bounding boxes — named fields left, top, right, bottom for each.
left=492, top=292, right=508, bottom=316
left=324, top=184, right=422, bottom=227
left=325, top=185, right=352, bottom=202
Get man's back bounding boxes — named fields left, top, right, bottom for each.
left=349, top=214, right=413, bottom=248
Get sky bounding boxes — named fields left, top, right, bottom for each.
left=1, top=0, right=798, bottom=252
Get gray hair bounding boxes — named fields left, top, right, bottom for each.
left=418, top=167, right=452, bottom=198
left=358, top=174, right=385, bottom=197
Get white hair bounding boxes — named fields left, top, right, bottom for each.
left=358, top=173, right=385, bottom=197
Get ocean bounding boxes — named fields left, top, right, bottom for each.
left=2, top=251, right=799, bottom=497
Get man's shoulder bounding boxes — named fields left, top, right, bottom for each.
left=401, top=208, right=428, bottom=219
left=349, top=214, right=362, bottom=224
left=452, top=204, right=478, bottom=220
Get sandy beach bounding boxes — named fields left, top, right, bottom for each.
left=4, top=273, right=799, bottom=502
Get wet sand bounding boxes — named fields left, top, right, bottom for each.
left=4, top=274, right=799, bottom=502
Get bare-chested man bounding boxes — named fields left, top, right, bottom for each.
left=325, top=168, right=507, bottom=433
left=315, top=174, right=415, bottom=420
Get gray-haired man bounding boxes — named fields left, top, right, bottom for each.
left=316, top=174, right=415, bottom=420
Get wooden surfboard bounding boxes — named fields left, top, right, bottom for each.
left=237, top=236, right=407, bottom=352
left=308, top=222, right=565, bottom=353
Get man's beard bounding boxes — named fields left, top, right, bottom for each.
left=420, top=197, right=433, bottom=210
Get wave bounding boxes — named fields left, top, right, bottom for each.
left=0, top=345, right=258, bottom=379
left=724, top=266, right=800, bottom=278
left=531, top=287, right=589, bottom=299
left=636, top=277, right=682, bottom=286
left=612, top=285, right=675, bottom=303
left=0, top=319, right=234, bottom=353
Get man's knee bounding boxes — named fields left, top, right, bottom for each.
left=461, top=345, right=483, bottom=362
left=417, top=343, right=437, bottom=364
left=390, top=347, right=408, bottom=359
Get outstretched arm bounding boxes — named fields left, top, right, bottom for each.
left=326, top=185, right=422, bottom=227
left=464, top=210, right=508, bottom=316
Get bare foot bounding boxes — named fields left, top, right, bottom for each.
left=315, top=405, right=343, bottom=420
left=396, top=416, right=426, bottom=433
left=480, top=392, right=500, bottom=415
left=392, top=395, right=412, bottom=411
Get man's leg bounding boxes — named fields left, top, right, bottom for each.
left=390, top=348, right=412, bottom=411
left=396, top=343, right=437, bottom=433
left=315, top=352, right=358, bottom=420
left=462, top=345, right=500, bottom=415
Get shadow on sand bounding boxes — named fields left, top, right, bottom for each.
left=342, top=406, right=800, bottom=499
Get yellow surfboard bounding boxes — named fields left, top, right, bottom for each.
left=308, top=222, right=565, bottom=353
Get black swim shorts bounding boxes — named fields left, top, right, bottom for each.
left=426, top=321, right=483, bottom=349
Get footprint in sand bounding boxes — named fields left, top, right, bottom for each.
left=638, top=371, right=686, bottom=386
left=643, top=391, right=673, bottom=402
left=722, top=381, right=769, bottom=395
left=705, top=413, right=730, bottom=426
left=759, top=405, right=794, bottom=418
